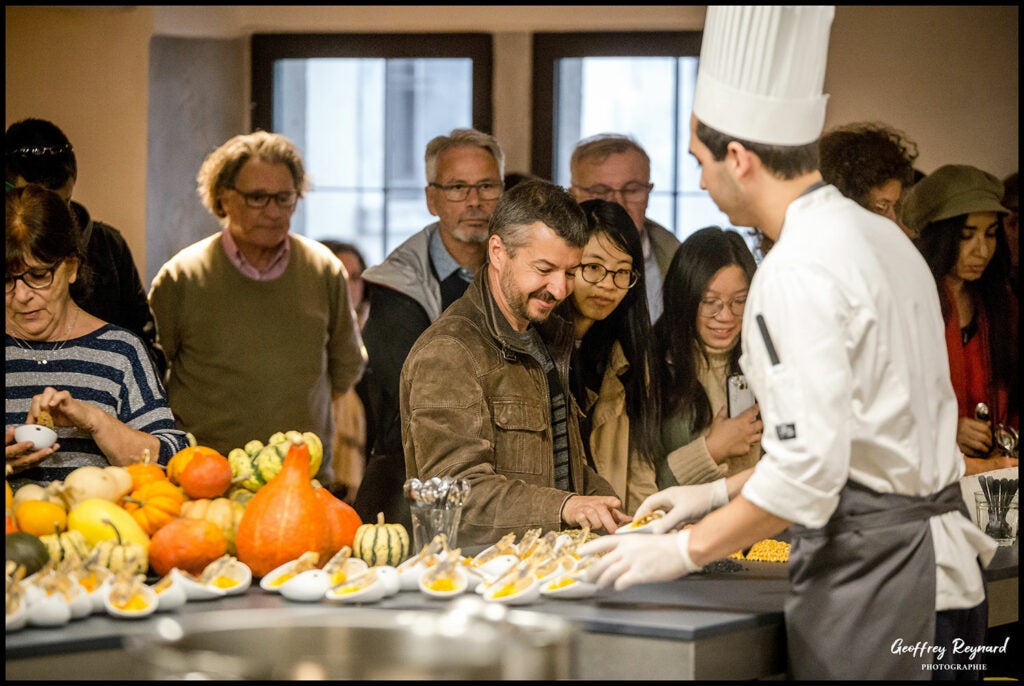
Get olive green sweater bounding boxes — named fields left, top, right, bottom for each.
left=149, top=233, right=367, bottom=482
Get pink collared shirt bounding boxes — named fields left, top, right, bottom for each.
left=220, top=229, right=290, bottom=281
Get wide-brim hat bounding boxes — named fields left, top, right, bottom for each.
left=901, top=164, right=1010, bottom=235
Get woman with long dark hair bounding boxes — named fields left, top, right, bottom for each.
left=653, top=226, right=762, bottom=487
left=903, top=165, right=1019, bottom=473
left=562, top=199, right=661, bottom=514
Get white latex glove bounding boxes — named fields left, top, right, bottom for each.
left=634, top=478, right=729, bottom=534
left=578, top=528, right=701, bottom=591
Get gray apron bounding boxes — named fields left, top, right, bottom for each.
left=785, top=480, right=971, bottom=680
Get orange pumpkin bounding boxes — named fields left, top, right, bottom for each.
left=148, top=517, right=228, bottom=577
left=180, top=497, right=246, bottom=555
left=178, top=450, right=233, bottom=499
left=167, top=445, right=223, bottom=486
left=121, top=480, right=185, bottom=536
left=313, top=487, right=362, bottom=555
left=235, top=440, right=332, bottom=577
left=125, top=450, right=168, bottom=491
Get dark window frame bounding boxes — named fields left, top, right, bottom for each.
left=250, top=33, right=493, bottom=135
left=530, top=31, right=703, bottom=180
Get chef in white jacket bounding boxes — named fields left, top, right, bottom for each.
left=581, top=6, right=997, bottom=680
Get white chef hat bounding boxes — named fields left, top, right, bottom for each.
left=694, top=5, right=835, bottom=146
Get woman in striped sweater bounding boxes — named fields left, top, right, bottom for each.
left=5, top=184, right=188, bottom=485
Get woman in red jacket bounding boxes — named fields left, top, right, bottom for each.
left=904, top=165, right=1018, bottom=474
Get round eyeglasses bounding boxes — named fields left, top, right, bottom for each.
left=228, top=187, right=299, bottom=209
left=429, top=181, right=504, bottom=202
left=699, top=296, right=747, bottom=318
left=6, top=259, right=64, bottom=294
left=578, top=263, right=638, bottom=289
left=572, top=182, right=653, bottom=203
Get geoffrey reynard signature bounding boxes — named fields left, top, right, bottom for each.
left=891, top=636, right=1010, bottom=663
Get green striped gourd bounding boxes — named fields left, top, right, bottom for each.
left=353, top=512, right=409, bottom=566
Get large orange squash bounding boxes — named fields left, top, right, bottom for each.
left=178, top=450, right=233, bottom=499
left=235, top=440, right=332, bottom=577
left=149, top=517, right=228, bottom=577
left=313, top=487, right=362, bottom=555
left=167, top=445, right=224, bottom=486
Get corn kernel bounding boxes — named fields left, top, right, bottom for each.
left=743, top=539, right=790, bottom=563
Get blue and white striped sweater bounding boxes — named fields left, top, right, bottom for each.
left=6, top=323, right=188, bottom=484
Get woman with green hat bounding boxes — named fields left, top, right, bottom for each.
left=903, top=164, right=1019, bottom=474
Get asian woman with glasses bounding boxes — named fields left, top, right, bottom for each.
left=559, top=199, right=661, bottom=515
left=653, top=226, right=763, bottom=488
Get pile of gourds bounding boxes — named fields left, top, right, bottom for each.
left=6, top=431, right=409, bottom=586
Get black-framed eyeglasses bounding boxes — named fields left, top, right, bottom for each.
left=578, top=262, right=638, bottom=289
left=572, top=182, right=653, bottom=203
left=6, top=259, right=64, bottom=294
left=699, top=296, right=747, bottom=318
left=228, top=187, right=299, bottom=209
left=429, top=181, right=503, bottom=202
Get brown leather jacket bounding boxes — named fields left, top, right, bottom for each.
left=400, top=266, right=617, bottom=546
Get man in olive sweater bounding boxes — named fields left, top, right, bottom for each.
left=149, top=132, right=366, bottom=484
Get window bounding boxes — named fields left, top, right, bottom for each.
left=533, top=32, right=736, bottom=246
left=251, top=34, right=492, bottom=266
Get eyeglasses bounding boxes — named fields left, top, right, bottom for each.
left=6, top=259, right=64, bottom=294
left=228, top=187, right=299, bottom=209
left=699, top=296, right=747, bottom=318
left=429, top=181, right=503, bottom=202
left=572, top=182, right=653, bottom=203
left=578, top=263, right=638, bottom=289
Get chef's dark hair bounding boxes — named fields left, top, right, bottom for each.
left=695, top=120, right=818, bottom=180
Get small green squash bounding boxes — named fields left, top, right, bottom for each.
left=39, top=528, right=91, bottom=565
left=89, top=520, right=148, bottom=574
left=6, top=531, right=51, bottom=576
left=353, top=513, right=409, bottom=566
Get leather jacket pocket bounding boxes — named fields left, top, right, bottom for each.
left=492, top=398, right=548, bottom=475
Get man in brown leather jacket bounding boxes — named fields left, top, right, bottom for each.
left=400, top=180, right=628, bottom=546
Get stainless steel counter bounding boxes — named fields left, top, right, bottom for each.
left=6, top=543, right=1017, bottom=680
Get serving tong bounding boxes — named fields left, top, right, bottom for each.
left=977, top=474, right=1018, bottom=541
left=974, top=403, right=1018, bottom=459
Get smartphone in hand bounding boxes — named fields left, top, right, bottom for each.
left=727, top=373, right=756, bottom=417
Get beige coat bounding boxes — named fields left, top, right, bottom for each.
left=584, top=341, right=659, bottom=515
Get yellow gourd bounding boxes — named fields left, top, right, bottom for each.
left=67, top=498, right=150, bottom=549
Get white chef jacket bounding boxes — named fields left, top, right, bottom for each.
left=740, top=185, right=996, bottom=611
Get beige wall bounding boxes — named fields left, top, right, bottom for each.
left=6, top=6, right=153, bottom=271
left=6, top=5, right=1019, bottom=277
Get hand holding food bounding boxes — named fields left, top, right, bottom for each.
left=30, top=387, right=100, bottom=435
left=634, top=479, right=729, bottom=534
left=579, top=529, right=702, bottom=590
left=560, top=494, right=631, bottom=533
